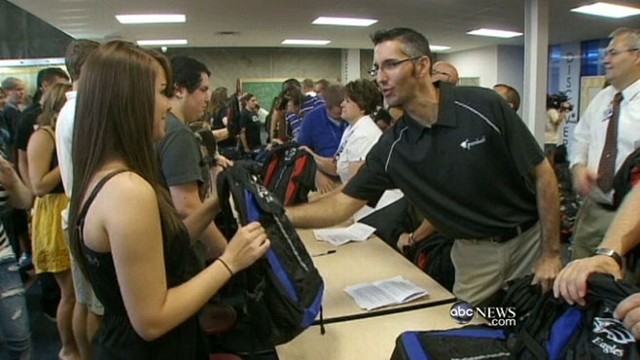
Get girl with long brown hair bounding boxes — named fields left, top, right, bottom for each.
left=68, top=41, right=269, bottom=359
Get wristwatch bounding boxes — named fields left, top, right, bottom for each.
left=594, top=248, right=623, bottom=269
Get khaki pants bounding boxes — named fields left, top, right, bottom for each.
left=570, top=197, right=616, bottom=260
left=451, top=223, right=541, bottom=306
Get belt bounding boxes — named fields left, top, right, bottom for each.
left=596, top=202, right=616, bottom=211
left=478, top=219, right=538, bottom=243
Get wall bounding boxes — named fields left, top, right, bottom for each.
left=439, top=46, right=499, bottom=88
left=165, top=47, right=376, bottom=94
left=496, top=45, right=525, bottom=99
left=166, top=47, right=342, bottom=95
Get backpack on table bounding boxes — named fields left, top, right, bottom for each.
left=391, top=273, right=640, bottom=360
left=260, top=142, right=316, bottom=206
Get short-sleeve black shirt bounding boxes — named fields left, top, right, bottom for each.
left=344, top=82, right=544, bottom=239
left=15, top=103, right=42, bottom=151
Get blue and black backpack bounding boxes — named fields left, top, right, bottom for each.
left=213, top=164, right=324, bottom=349
left=391, top=273, right=640, bottom=360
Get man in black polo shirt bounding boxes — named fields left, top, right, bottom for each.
left=286, top=27, right=562, bottom=306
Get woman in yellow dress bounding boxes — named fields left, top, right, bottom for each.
left=28, top=82, right=80, bottom=359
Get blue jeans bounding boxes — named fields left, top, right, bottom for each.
left=0, top=254, right=32, bottom=359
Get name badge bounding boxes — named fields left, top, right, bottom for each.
left=602, top=106, right=613, bottom=121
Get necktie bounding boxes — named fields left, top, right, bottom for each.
left=597, top=92, right=623, bottom=192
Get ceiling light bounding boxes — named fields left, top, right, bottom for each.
left=282, top=39, right=331, bottom=45
left=571, top=2, right=640, bottom=18
left=430, top=45, right=451, bottom=52
left=137, top=39, right=188, bottom=46
left=467, top=28, right=522, bottom=38
left=116, top=14, right=186, bottom=24
left=312, top=16, right=378, bottom=27
left=0, top=58, right=65, bottom=67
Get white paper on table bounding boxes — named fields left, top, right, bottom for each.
left=353, top=189, right=404, bottom=222
left=313, top=222, right=377, bottom=246
left=344, top=276, right=429, bottom=310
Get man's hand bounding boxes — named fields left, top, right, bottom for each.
left=216, top=155, right=233, bottom=169
left=615, top=293, right=640, bottom=340
left=315, top=170, right=337, bottom=194
left=553, top=255, right=622, bottom=306
left=396, top=232, right=412, bottom=253
left=0, top=157, right=17, bottom=190
left=572, top=165, right=597, bottom=196
left=531, top=252, right=563, bottom=294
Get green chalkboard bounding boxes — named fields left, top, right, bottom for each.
left=241, top=79, right=285, bottom=111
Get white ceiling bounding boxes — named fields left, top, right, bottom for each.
left=8, top=0, right=640, bottom=53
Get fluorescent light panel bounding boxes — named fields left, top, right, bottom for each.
left=116, top=14, right=186, bottom=24
left=430, top=45, right=451, bottom=51
left=137, top=39, right=188, bottom=46
left=312, top=16, right=378, bottom=27
left=570, top=2, right=640, bottom=18
left=467, top=28, right=522, bottom=38
left=0, top=58, right=65, bottom=67
left=282, top=39, right=331, bottom=45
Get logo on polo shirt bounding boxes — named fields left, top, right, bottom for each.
left=460, top=136, right=486, bottom=150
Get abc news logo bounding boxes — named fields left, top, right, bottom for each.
left=450, top=301, right=517, bottom=326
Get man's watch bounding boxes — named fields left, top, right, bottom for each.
left=594, top=248, right=623, bottom=269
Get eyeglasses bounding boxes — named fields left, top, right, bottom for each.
left=605, top=48, right=639, bottom=57
left=368, top=56, right=423, bottom=77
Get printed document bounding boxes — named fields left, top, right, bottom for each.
left=313, top=223, right=376, bottom=246
left=344, top=276, right=429, bottom=310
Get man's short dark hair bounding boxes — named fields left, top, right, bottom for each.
left=170, top=56, right=211, bottom=94
left=33, top=67, right=70, bottom=102
left=323, top=84, right=344, bottom=108
left=494, top=84, right=521, bottom=111
left=315, top=79, right=330, bottom=91
left=302, top=78, right=315, bottom=90
left=344, top=79, right=382, bottom=115
left=371, top=27, right=433, bottom=71
left=65, top=39, right=100, bottom=81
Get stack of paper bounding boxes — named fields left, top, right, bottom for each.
left=313, top=222, right=376, bottom=246
left=344, top=276, right=429, bottom=310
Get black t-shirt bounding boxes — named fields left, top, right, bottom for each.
left=239, top=109, right=262, bottom=151
left=344, top=82, right=544, bottom=239
left=15, top=103, right=42, bottom=151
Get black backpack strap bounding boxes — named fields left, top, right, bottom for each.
left=77, top=170, right=130, bottom=228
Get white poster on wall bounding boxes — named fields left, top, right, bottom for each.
left=556, top=42, right=581, bottom=157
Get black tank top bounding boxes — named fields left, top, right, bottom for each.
left=77, top=170, right=206, bottom=359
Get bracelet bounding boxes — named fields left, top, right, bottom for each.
left=217, top=258, right=234, bottom=276
left=408, top=232, right=415, bottom=246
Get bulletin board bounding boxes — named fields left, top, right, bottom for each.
left=579, top=75, right=606, bottom=118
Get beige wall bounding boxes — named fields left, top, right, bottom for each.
left=165, top=47, right=375, bottom=92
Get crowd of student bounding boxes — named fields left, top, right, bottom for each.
left=0, top=25, right=638, bottom=359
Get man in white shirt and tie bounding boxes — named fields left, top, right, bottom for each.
left=569, top=27, right=640, bottom=261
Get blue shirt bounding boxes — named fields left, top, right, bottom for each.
left=297, top=106, right=347, bottom=157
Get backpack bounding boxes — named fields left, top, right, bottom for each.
left=261, top=142, right=316, bottom=206
left=504, top=273, right=640, bottom=360
left=214, top=164, right=324, bottom=347
left=188, top=121, right=218, bottom=168
left=405, top=233, right=455, bottom=292
left=391, top=325, right=513, bottom=360
left=391, top=273, right=640, bottom=360
left=614, top=147, right=640, bottom=209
